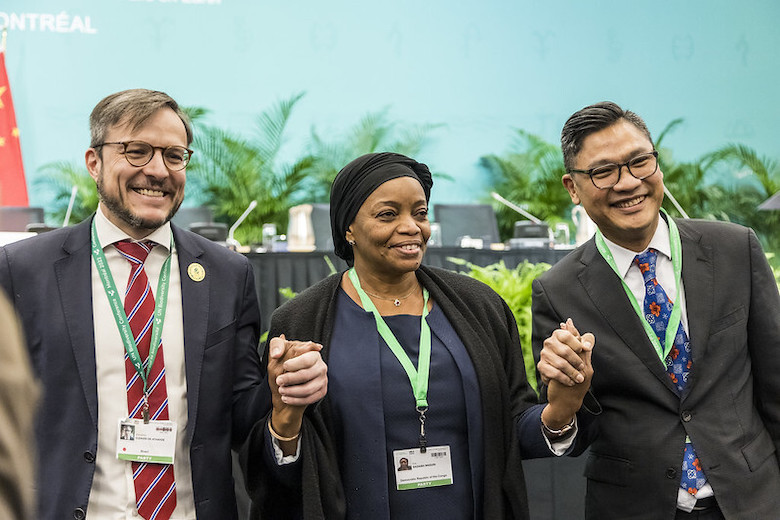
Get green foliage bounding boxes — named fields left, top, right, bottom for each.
left=305, top=109, right=445, bottom=202
left=186, top=93, right=316, bottom=245
left=479, top=130, right=573, bottom=240
left=702, top=144, right=780, bottom=255
left=278, top=287, right=298, bottom=303
left=36, top=161, right=98, bottom=225
left=447, top=258, right=551, bottom=393
left=186, top=97, right=442, bottom=245
left=655, top=125, right=780, bottom=259
left=36, top=95, right=440, bottom=242
left=482, top=121, right=780, bottom=261
left=768, top=253, right=780, bottom=291
left=653, top=119, right=720, bottom=219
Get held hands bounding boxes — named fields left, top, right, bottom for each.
left=539, top=319, right=594, bottom=431
left=267, top=334, right=328, bottom=447
left=538, top=318, right=594, bottom=387
left=268, top=334, right=328, bottom=407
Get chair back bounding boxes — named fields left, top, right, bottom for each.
left=433, top=204, right=500, bottom=247
left=0, top=207, right=45, bottom=232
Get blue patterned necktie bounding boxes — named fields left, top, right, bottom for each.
left=635, top=249, right=706, bottom=496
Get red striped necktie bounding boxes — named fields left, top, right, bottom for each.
left=115, top=240, right=177, bottom=520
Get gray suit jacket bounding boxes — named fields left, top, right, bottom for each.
left=0, top=217, right=269, bottom=520
left=532, top=217, right=780, bottom=519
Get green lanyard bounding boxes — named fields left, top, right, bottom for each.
left=348, top=268, right=432, bottom=451
left=594, top=209, right=683, bottom=362
left=91, top=220, right=172, bottom=422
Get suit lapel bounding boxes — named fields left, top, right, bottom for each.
left=677, top=221, right=713, bottom=391
left=56, top=219, right=99, bottom=427
left=579, top=241, right=678, bottom=394
left=173, top=227, right=209, bottom=444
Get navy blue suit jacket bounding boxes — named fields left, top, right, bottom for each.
left=0, top=217, right=270, bottom=519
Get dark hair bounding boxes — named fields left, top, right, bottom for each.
left=89, top=88, right=192, bottom=149
left=560, top=101, right=652, bottom=170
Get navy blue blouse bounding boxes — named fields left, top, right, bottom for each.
left=328, top=288, right=485, bottom=519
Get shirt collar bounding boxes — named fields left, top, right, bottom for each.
left=601, top=215, right=671, bottom=279
left=94, top=204, right=172, bottom=252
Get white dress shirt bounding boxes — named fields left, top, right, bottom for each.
left=601, top=217, right=713, bottom=511
left=87, top=206, right=196, bottom=519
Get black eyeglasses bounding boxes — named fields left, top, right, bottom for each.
left=567, top=150, right=659, bottom=190
left=94, top=140, right=194, bottom=171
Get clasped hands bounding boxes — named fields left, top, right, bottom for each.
left=267, top=334, right=328, bottom=451
left=538, top=318, right=594, bottom=432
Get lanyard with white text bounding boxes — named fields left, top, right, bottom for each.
left=90, top=220, right=172, bottom=422
left=348, top=268, right=432, bottom=452
left=594, top=209, right=683, bottom=362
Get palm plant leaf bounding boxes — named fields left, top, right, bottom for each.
left=182, top=106, right=210, bottom=125
left=253, top=92, right=305, bottom=163
left=654, top=118, right=684, bottom=149
left=705, top=143, right=779, bottom=196
left=186, top=94, right=313, bottom=244
left=307, top=109, right=443, bottom=202
left=36, top=161, right=98, bottom=225
left=480, top=129, right=571, bottom=239
left=701, top=143, right=780, bottom=255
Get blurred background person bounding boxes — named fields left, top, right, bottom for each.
left=0, top=288, right=39, bottom=519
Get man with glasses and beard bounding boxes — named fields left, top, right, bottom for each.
left=533, top=101, right=780, bottom=519
left=0, top=89, right=327, bottom=520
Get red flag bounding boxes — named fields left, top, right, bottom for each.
left=0, top=49, right=29, bottom=206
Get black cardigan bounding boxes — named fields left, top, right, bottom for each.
left=242, top=265, right=543, bottom=519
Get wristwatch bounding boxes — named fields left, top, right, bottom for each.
left=542, top=416, right=576, bottom=439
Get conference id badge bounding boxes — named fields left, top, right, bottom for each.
left=116, top=418, right=177, bottom=464
left=393, top=446, right=453, bottom=490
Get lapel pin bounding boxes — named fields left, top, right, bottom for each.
left=187, top=262, right=206, bottom=282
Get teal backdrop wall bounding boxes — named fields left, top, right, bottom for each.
left=3, top=0, right=779, bottom=213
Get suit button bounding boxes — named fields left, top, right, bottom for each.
left=666, top=467, right=677, bottom=479
left=73, top=508, right=86, bottom=519
left=681, top=410, right=692, bottom=422
left=83, top=451, right=95, bottom=463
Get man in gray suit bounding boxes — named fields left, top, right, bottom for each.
left=533, top=101, right=780, bottom=519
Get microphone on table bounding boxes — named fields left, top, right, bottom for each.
left=663, top=186, right=690, bottom=218
left=491, top=192, right=554, bottom=248
left=226, top=200, right=258, bottom=250
left=490, top=192, right=543, bottom=223
left=63, top=186, right=78, bottom=227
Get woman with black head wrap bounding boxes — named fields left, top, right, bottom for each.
left=241, top=152, right=592, bottom=519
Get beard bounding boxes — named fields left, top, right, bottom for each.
left=96, top=170, right=183, bottom=232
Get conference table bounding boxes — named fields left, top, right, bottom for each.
left=243, top=244, right=586, bottom=520
left=245, top=245, right=573, bottom=330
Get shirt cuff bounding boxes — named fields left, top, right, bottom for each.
left=542, top=416, right=578, bottom=456
left=269, top=425, right=302, bottom=465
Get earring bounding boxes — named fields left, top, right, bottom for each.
left=348, top=240, right=356, bottom=246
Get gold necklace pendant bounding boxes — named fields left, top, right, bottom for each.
left=362, top=285, right=417, bottom=306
